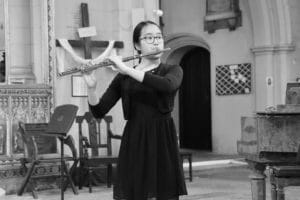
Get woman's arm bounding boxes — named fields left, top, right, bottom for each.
left=107, top=56, right=182, bottom=93
left=87, top=74, right=122, bottom=119
left=107, top=55, right=145, bottom=82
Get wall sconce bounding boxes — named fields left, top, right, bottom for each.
left=153, top=9, right=164, bottom=29
left=153, top=9, right=163, bottom=17
left=227, top=18, right=237, bottom=30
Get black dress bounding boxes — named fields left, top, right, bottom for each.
left=89, top=63, right=187, bottom=200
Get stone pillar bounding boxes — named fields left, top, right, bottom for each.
left=8, top=0, right=35, bottom=84
left=248, top=0, right=295, bottom=111
left=30, top=0, right=45, bottom=84
left=251, top=44, right=295, bottom=111
left=249, top=173, right=266, bottom=200
left=247, top=160, right=267, bottom=200
left=143, top=0, right=159, bottom=23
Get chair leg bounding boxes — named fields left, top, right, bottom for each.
left=31, top=187, right=38, bottom=199
left=277, top=185, right=285, bottom=200
left=62, top=161, right=78, bottom=195
left=188, top=155, right=192, bottom=182
left=107, top=164, right=112, bottom=188
left=271, top=183, right=277, bottom=200
left=26, top=178, right=38, bottom=199
left=18, top=162, right=37, bottom=196
left=27, top=177, right=38, bottom=199
left=63, top=159, right=79, bottom=193
left=88, top=169, right=92, bottom=193
left=78, top=162, right=84, bottom=190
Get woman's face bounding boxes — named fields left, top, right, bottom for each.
left=136, top=24, right=164, bottom=59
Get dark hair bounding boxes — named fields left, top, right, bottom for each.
left=133, top=21, right=162, bottom=54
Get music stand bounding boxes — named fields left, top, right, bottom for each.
left=46, top=104, right=78, bottom=200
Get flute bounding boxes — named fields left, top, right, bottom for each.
left=57, top=48, right=171, bottom=77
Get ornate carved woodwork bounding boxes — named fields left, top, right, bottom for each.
left=0, top=84, right=58, bottom=194
left=0, top=0, right=56, bottom=194
left=0, top=84, right=53, bottom=161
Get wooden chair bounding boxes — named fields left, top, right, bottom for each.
left=17, top=104, right=79, bottom=199
left=18, top=122, right=79, bottom=198
left=76, top=112, right=121, bottom=193
left=269, top=146, right=300, bottom=200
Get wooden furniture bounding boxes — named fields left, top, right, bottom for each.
left=0, top=85, right=52, bottom=158
left=204, top=0, right=242, bottom=33
left=17, top=104, right=79, bottom=199
left=237, top=112, right=300, bottom=200
left=269, top=166, right=300, bottom=200
left=0, top=0, right=56, bottom=191
left=0, top=85, right=55, bottom=193
left=179, top=150, right=193, bottom=182
left=269, top=145, right=300, bottom=200
left=76, top=112, right=121, bottom=193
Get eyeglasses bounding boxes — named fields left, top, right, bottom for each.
left=140, top=35, right=164, bottom=44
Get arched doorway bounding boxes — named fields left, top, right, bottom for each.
left=162, top=33, right=212, bottom=150
left=179, top=47, right=211, bottom=150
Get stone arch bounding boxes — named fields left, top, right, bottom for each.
left=248, top=0, right=292, bottom=46
left=247, top=0, right=295, bottom=109
left=161, top=33, right=210, bottom=64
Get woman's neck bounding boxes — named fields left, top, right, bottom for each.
left=137, top=58, right=161, bottom=71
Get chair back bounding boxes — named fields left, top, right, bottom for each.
left=18, top=122, right=38, bottom=161
left=76, top=112, right=117, bottom=158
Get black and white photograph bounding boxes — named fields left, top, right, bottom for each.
left=1, top=0, right=300, bottom=200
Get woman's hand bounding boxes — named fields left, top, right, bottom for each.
left=107, top=55, right=129, bottom=75
left=82, top=61, right=97, bottom=89
left=108, top=55, right=145, bottom=82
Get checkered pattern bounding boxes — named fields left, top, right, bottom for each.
left=216, top=63, right=251, bottom=95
